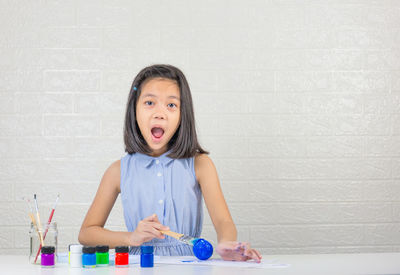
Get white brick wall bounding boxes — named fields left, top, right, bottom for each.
left=1, top=0, right=400, bottom=255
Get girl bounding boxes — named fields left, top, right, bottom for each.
left=79, top=64, right=262, bottom=262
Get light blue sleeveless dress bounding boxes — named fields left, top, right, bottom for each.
left=120, top=151, right=203, bottom=255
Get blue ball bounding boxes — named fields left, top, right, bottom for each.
left=192, top=238, right=213, bottom=260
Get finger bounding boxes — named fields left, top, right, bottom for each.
left=240, top=243, right=262, bottom=261
left=150, top=227, right=166, bottom=239
left=151, top=214, right=160, bottom=223
left=234, top=247, right=250, bottom=261
left=149, top=223, right=170, bottom=238
left=143, top=214, right=157, bottom=222
left=253, top=249, right=262, bottom=260
left=243, top=247, right=253, bottom=257
left=245, top=249, right=261, bottom=262
left=143, top=226, right=165, bottom=239
left=149, top=222, right=169, bottom=231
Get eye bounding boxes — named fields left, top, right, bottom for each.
left=168, top=103, right=177, bottom=108
left=145, top=101, right=154, bottom=106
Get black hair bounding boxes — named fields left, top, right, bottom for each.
left=123, top=64, right=208, bottom=158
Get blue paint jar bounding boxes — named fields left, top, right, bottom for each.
left=140, top=246, right=154, bottom=268
left=82, top=246, right=96, bottom=268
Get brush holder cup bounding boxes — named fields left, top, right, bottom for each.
left=29, top=222, right=58, bottom=264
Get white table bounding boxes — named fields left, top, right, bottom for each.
left=1, top=253, right=400, bottom=275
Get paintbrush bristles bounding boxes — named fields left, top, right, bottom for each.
left=160, top=230, right=184, bottom=240
left=28, top=213, right=36, bottom=225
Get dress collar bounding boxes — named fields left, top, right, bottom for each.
left=135, top=150, right=174, bottom=168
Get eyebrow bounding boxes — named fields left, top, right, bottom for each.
left=142, top=93, right=180, bottom=100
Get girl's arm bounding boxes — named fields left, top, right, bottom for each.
left=195, top=154, right=262, bottom=262
left=78, top=160, right=168, bottom=248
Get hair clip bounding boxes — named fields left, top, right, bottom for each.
left=133, top=86, right=138, bottom=91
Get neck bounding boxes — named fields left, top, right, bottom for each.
left=150, top=147, right=168, bottom=157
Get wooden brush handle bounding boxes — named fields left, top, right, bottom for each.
left=160, top=230, right=184, bottom=240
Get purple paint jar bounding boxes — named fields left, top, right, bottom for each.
left=41, top=246, right=55, bottom=267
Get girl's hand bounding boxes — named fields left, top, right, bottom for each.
left=216, top=241, right=262, bottom=263
left=129, top=214, right=169, bottom=246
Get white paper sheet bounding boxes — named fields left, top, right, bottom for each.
left=155, top=256, right=290, bottom=269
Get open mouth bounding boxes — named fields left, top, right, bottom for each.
left=151, top=126, right=165, bottom=141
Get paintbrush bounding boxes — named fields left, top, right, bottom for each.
left=24, top=196, right=44, bottom=264
left=160, top=230, right=200, bottom=246
left=33, top=194, right=44, bottom=246
left=34, top=194, right=60, bottom=263
left=23, top=197, right=41, bottom=239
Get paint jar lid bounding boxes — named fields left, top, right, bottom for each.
left=115, top=246, right=129, bottom=253
left=140, top=246, right=153, bottom=254
left=82, top=246, right=96, bottom=254
left=96, top=245, right=109, bottom=253
left=41, top=246, right=55, bottom=254
left=69, top=244, right=83, bottom=253
left=193, top=239, right=213, bottom=260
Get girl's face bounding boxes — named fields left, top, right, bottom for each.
left=136, top=78, right=181, bottom=157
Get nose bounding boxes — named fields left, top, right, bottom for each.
left=154, top=113, right=165, bottom=120
left=153, top=105, right=166, bottom=120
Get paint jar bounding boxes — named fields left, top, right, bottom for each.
left=96, top=245, right=109, bottom=266
left=69, top=244, right=83, bottom=268
left=41, top=246, right=55, bottom=267
left=140, top=246, right=154, bottom=268
left=82, top=246, right=96, bottom=268
left=29, top=222, right=58, bottom=264
left=115, top=246, right=129, bottom=267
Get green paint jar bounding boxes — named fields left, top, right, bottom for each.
left=96, top=245, right=109, bottom=266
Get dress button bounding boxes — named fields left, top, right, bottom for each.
left=156, top=160, right=160, bottom=164
left=157, top=172, right=162, bottom=177
left=158, top=199, right=163, bottom=204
